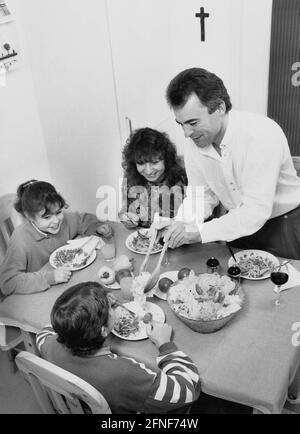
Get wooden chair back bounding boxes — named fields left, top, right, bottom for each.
left=15, top=351, right=112, bottom=414
left=0, top=194, right=23, bottom=262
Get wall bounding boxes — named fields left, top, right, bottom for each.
left=17, top=0, right=122, bottom=215
left=2, top=0, right=273, bottom=213
left=0, top=0, right=51, bottom=197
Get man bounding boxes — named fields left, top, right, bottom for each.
left=159, top=67, right=300, bottom=259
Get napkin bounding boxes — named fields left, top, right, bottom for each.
left=273, top=263, right=300, bottom=293
left=67, top=236, right=105, bottom=250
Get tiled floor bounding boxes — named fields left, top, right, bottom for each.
left=0, top=348, right=299, bottom=414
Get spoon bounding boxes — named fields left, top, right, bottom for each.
left=226, top=243, right=238, bottom=263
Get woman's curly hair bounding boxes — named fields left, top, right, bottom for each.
left=122, top=127, right=187, bottom=187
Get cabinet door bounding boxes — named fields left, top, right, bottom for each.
left=106, top=0, right=243, bottom=154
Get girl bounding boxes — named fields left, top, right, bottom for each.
left=119, top=128, right=187, bottom=228
left=0, top=180, right=112, bottom=296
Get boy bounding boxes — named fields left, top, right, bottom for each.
left=36, top=281, right=201, bottom=414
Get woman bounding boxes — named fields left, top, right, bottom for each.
left=119, top=128, right=187, bottom=228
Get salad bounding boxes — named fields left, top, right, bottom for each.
left=168, top=272, right=242, bottom=321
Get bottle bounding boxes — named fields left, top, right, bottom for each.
left=206, top=257, right=220, bottom=273
left=227, top=265, right=241, bottom=289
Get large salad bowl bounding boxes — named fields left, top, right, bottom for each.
left=167, top=272, right=244, bottom=334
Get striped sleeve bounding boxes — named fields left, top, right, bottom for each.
left=36, top=325, right=56, bottom=353
left=142, top=342, right=201, bottom=413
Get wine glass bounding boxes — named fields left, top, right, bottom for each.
left=270, top=263, right=289, bottom=306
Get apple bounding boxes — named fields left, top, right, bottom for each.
left=177, top=268, right=191, bottom=280
left=142, top=312, right=153, bottom=324
left=158, top=277, right=173, bottom=293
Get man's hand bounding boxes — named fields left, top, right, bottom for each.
left=147, top=322, right=172, bottom=348
left=164, top=221, right=202, bottom=249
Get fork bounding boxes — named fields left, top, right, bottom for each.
left=144, top=241, right=169, bottom=293
left=113, top=300, right=137, bottom=318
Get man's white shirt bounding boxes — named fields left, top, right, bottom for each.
left=176, top=110, right=300, bottom=243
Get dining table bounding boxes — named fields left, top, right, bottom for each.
left=1, top=222, right=300, bottom=414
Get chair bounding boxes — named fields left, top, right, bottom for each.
left=15, top=351, right=112, bottom=414
left=292, top=156, right=300, bottom=176
left=0, top=194, right=24, bottom=371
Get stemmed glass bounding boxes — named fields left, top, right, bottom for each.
left=270, top=263, right=289, bottom=307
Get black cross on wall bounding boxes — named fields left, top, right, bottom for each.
left=195, top=7, right=210, bottom=42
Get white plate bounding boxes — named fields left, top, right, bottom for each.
left=49, top=245, right=97, bottom=271
left=154, top=271, right=179, bottom=300
left=228, top=249, right=280, bottom=280
left=125, top=229, right=163, bottom=255
left=101, top=281, right=121, bottom=290
left=99, top=271, right=134, bottom=290
left=112, top=301, right=165, bottom=341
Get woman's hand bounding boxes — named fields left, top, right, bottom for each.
left=54, top=267, right=72, bottom=284
left=120, top=212, right=140, bottom=229
left=97, top=222, right=113, bottom=238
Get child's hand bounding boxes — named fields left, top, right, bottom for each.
left=147, top=322, right=172, bottom=348
left=54, top=267, right=72, bottom=284
left=107, top=292, right=117, bottom=308
left=97, top=223, right=113, bottom=238
left=121, top=212, right=140, bottom=229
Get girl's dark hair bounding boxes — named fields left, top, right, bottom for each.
left=51, top=282, right=110, bottom=357
left=122, top=127, right=187, bottom=187
left=166, top=67, right=232, bottom=113
left=14, top=180, right=67, bottom=218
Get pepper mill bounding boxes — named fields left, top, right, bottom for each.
left=206, top=257, right=220, bottom=273
left=227, top=265, right=241, bottom=288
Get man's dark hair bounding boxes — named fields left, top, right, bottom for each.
left=166, top=67, right=232, bottom=113
left=51, top=282, right=110, bottom=357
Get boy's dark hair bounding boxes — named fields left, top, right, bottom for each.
left=166, top=67, right=232, bottom=114
left=51, top=282, right=110, bottom=357
left=122, top=127, right=187, bottom=187
left=15, top=180, right=67, bottom=218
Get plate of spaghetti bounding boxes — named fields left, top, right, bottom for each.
left=125, top=229, right=163, bottom=255
left=49, top=245, right=97, bottom=271
left=112, top=301, right=165, bottom=340
left=228, top=249, right=279, bottom=280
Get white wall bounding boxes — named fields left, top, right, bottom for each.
left=17, top=0, right=122, bottom=215
left=1, top=0, right=273, bottom=212
left=0, top=0, right=51, bottom=197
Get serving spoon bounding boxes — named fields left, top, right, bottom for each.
left=143, top=241, right=169, bottom=293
